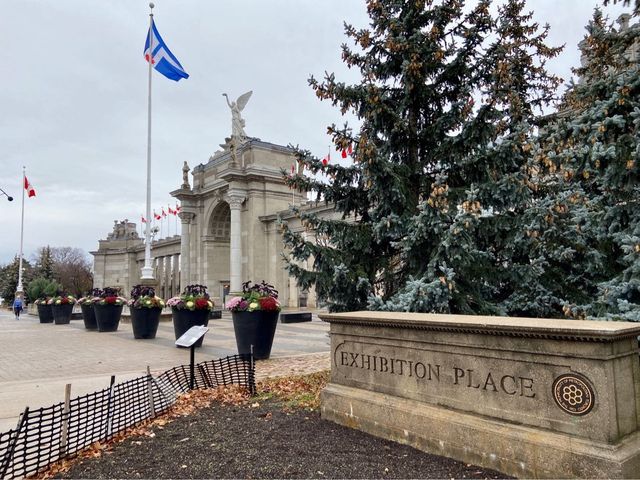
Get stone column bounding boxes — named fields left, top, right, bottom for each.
left=172, top=253, right=180, bottom=296
left=156, top=256, right=164, bottom=298
left=164, top=256, right=171, bottom=298
left=227, top=192, right=246, bottom=292
left=179, top=212, right=194, bottom=288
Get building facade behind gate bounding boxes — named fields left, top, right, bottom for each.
left=91, top=137, right=333, bottom=308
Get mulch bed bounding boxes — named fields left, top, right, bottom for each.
left=52, top=391, right=511, bottom=479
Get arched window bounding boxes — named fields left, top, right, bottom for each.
left=210, top=202, right=230, bottom=240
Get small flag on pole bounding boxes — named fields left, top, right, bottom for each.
left=24, top=176, right=36, bottom=198
left=322, top=152, right=330, bottom=166
left=168, top=206, right=176, bottom=215
left=340, top=143, right=353, bottom=158
left=154, top=210, right=161, bottom=220
left=144, top=20, right=189, bottom=81
left=175, top=203, right=181, bottom=213
left=141, top=215, right=147, bottom=223
left=161, top=208, right=167, bottom=218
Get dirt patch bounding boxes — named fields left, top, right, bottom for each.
left=53, top=391, right=510, bottom=479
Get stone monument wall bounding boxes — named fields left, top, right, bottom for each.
left=320, top=311, right=640, bottom=478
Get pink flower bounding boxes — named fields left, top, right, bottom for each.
left=226, top=296, right=243, bottom=310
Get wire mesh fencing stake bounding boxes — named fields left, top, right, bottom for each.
left=189, top=346, right=196, bottom=390
left=105, top=375, right=116, bottom=440
left=151, top=376, right=173, bottom=407
left=0, top=407, right=28, bottom=479
left=59, top=384, right=71, bottom=457
left=197, top=363, right=211, bottom=389
left=250, top=351, right=256, bottom=395
left=146, top=366, right=155, bottom=418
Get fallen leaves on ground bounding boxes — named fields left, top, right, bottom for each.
left=31, top=385, right=252, bottom=479
left=31, top=373, right=328, bottom=479
left=258, top=370, right=329, bottom=410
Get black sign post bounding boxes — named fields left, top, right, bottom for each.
left=175, top=326, right=209, bottom=389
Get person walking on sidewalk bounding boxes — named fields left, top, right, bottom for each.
left=13, top=297, right=23, bottom=320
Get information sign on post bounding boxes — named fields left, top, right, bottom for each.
left=175, top=325, right=209, bottom=348
left=175, top=326, right=209, bottom=389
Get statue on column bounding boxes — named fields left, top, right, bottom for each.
left=182, top=161, right=190, bottom=189
left=222, top=91, right=252, bottom=142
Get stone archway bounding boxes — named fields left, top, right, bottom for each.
left=206, top=201, right=231, bottom=304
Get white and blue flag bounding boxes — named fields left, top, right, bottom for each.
left=144, top=19, right=189, bottom=81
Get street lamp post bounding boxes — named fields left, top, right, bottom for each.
left=0, top=187, right=13, bottom=202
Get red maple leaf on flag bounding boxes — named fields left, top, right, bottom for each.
left=24, top=176, right=36, bottom=198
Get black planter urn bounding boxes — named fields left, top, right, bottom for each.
left=36, top=303, right=54, bottom=323
left=94, top=304, right=124, bottom=332
left=231, top=310, right=279, bottom=360
left=51, top=304, right=73, bottom=324
left=171, top=308, right=210, bottom=347
left=130, top=307, right=162, bottom=339
left=80, top=304, right=97, bottom=330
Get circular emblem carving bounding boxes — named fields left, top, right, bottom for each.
left=552, top=373, right=595, bottom=416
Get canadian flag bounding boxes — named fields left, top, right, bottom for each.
left=175, top=203, right=181, bottom=213
left=161, top=208, right=167, bottom=218
left=154, top=211, right=161, bottom=220
left=141, top=215, right=147, bottom=223
left=168, top=206, right=176, bottom=215
left=24, top=176, right=36, bottom=198
left=341, top=143, right=353, bottom=158
left=322, top=152, right=330, bottom=166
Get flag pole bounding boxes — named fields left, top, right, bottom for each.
left=141, top=2, right=155, bottom=280
left=16, top=166, right=26, bottom=298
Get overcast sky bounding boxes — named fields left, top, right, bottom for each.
left=0, top=0, right=630, bottom=266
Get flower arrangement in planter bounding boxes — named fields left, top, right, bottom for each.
left=49, top=294, right=77, bottom=306
left=78, top=288, right=102, bottom=330
left=33, top=298, right=54, bottom=323
left=167, top=284, right=214, bottom=311
left=49, top=293, right=77, bottom=325
left=129, top=285, right=165, bottom=309
left=92, top=287, right=126, bottom=332
left=227, top=281, right=281, bottom=360
left=226, top=281, right=281, bottom=312
left=77, top=290, right=101, bottom=306
left=128, top=285, right=165, bottom=339
left=168, top=284, right=213, bottom=347
left=92, top=288, right=127, bottom=306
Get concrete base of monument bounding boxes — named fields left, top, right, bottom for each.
left=321, top=382, right=640, bottom=479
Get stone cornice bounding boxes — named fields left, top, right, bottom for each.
left=170, top=188, right=195, bottom=199
left=319, top=311, right=640, bottom=342
left=203, top=138, right=295, bottom=170
left=259, top=201, right=336, bottom=223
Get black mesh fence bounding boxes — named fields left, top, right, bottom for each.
left=0, top=354, right=255, bottom=479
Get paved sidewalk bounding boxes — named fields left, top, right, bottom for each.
left=0, top=309, right=330, bottom=432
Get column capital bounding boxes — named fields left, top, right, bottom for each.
left=179, top=211, right=195, bottom=223
left=225, top=191, right=246, bottom=210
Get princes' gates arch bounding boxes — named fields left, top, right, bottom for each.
left=91, top=137, right=334, bottom=308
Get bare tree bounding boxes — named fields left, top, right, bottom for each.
left=50, top=247, right=93, bottom=297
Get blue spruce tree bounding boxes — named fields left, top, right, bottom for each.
left=281, top=0, right=562, bottom=313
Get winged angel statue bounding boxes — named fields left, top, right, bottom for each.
left=223, top=91, right=253, bottom=142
